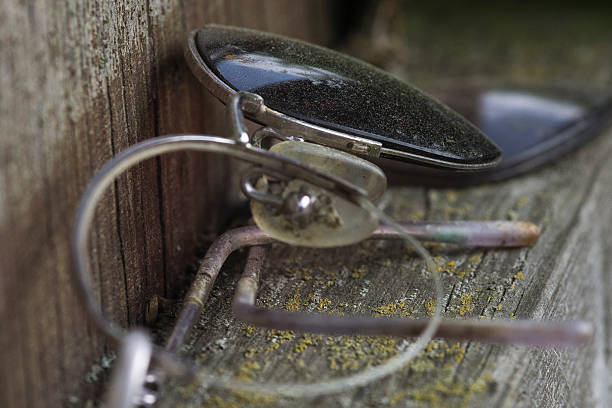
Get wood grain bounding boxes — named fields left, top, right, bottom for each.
left=0, top=1, right=330, bottom=406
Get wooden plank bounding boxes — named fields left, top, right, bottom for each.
left=0, top=1, right=330, bottom=407
left=154, top=124, right=612, bottom=407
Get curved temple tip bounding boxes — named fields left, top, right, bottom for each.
left=478, top=319, right=594, bottom=347
left=462, top=220, right=541, bottom=247
left=518, top=221, right=541, bottom=246
left=570, top=320, right=595, bottom=345
left=394, top=220, right=543, bottom=247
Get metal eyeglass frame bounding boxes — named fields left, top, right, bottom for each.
left=72, top=92, right=592, bottom=407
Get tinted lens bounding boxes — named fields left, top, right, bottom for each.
left=194, top=25, right=501, bottom=169
left=382, top=87, right=612, bottom=185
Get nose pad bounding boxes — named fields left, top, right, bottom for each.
left=251, top=140, right=387, bottom=247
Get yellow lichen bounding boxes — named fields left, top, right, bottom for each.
left=285, top=291, right=302, bottom=311
left=468, top=253, right=483, bottom=264
left=206, top=391, right=278, bottom=408
left=317, top=298, right=332, bottom=311
left=324, top=335, right=400, bottom=372
left=513, top=270, right=525, bottom=280
left=425, top=299, right=436, bottom=316
left=368, top=336, right=398, bottom=359
left=235, top=361, right=261, bottom=382
left=351, top=265, right=367, bottom=279
left=389, top=372, right=494, bottom=407
left=241, top=323, right=255, bottom=337
left=453, top=345, right=467, bottom=363
left=376, top=258, right=392, bottom=267
left=266, top=329, right=294, bottom=344
left=410, top=209, right=425, bottom=220
left=293, top=334, right=317, bottom=354
left=458, top=295, right=472, bottom=315
left=264, top=342, right=279, bottom=354
left=372, top=300, right=410, bottom=317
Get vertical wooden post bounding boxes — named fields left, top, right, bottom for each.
left=0, top=1, right=331, bottom=406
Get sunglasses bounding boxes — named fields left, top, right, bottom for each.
left=72, top=25, right=609, bottom=407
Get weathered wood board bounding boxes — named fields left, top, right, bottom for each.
left=151, top=124, right=612, bottom=407
left=0, top=1, right=329, bottom=406
left=3, top=1, right=611, bottom=407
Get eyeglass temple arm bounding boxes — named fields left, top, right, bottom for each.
left=165, top=226, right=275, bottom=353
left=232, top=245, right=592, bottom=347
left=166, top=222, right=589, bottom=353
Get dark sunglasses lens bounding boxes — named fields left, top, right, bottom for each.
left=194, top=25, right=501, bottom=169
left=382, top=87, right=612, bottom=185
